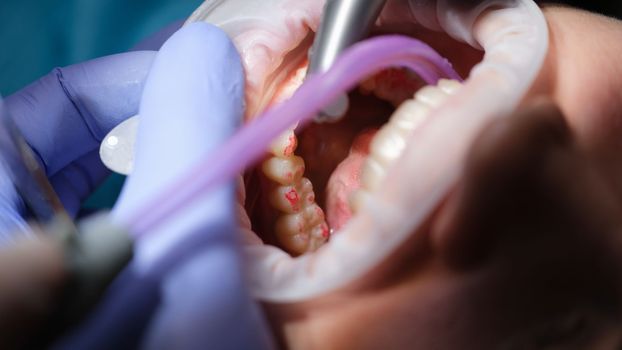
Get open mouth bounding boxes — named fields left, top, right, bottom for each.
left=94, top=0, right=547, bottom=304
left=151, top=0, right=547, bottom=302
left=234, top=25, right=482, bottom=256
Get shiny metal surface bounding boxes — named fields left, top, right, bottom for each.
left=308, top=0, right=388, bottom=122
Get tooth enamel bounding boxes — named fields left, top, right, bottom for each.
left=437, top=79, right=462, bottom=95
left=270, top=177, right=315, bottom=214
left=369, top=126, right=408, bottom=166
left=262, top=126, right=329, bottom=255
left=269, top=129, right=297, bottom=157
left=349, top=190, right=372, bottom=215
left=390, top=100, right=432, bottom=132
left=360, top=158, right=387, bottom=191
left=414, top=85, right=449, bottom=107
left=261, top=156, right=305, bottom=185
left=275, top=203, right=328, bottom=255
left=356, top=80, right=463, bottom=217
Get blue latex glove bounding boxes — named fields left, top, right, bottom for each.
left=0, top=51, right=156, bottom=241
left=56, top=23, right=274, bottom=349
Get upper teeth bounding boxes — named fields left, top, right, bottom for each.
left=353, top=79, right=463, bottom=212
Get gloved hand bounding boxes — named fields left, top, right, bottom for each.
left=0, top=42, right=156, bottom=350
left=0, top=51, right=156, bottom=239
left=56, top=23, right=274, bottom=350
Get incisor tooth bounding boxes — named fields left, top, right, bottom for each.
left=261, top=156, right=305, bottom=185
left=415, top=85, right=448, bottom=107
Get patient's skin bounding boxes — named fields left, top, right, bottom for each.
left=264, top=6, right=622, bottom=349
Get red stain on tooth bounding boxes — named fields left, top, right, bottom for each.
left=321, top=224, right=329, bottom=238
left=285, top=189, right=300, bottom=211
left=283, top=134, right=297, bottom=156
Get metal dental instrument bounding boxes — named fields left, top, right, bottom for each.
left=308, top=0, right=388, bottom=123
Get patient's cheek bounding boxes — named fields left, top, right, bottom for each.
left=527, top=7, right=622, bottom=195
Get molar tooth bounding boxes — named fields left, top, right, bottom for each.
left=302, top=203, right=325, bottom=227
left=269, top=129, right=298, bottom=157
left=360, top=158, right=387, bottom=192
left=276, top=213, right=307, bottom=237
left=437, top=79, right=462, bottom=95
left=270, top=177, right=315, bottom=214
left=415, top=85, right=448, bottom=107
left=278, top=233, right=309, bottom=256
left=261, top=156, right=305, bottom=185
left=275, top=205, right=328, bottom=255
left=308, top=224, right=330, bottom=250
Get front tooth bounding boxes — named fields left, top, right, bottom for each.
left=415, top=85, right=448, bottom=107
left=262, top=156, right=305, bottom=185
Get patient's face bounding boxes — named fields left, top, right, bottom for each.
left=264, top=7, right=622, bottom=349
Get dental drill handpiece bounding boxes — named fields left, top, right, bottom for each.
left=308, top=0, right=388, bottom=123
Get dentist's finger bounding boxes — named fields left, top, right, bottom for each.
left=5, top=51, right=156, bottom=177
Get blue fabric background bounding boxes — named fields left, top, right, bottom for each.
left=0, top=0, right=203, bottom=208
left=0, top=0, right=202, bottom=95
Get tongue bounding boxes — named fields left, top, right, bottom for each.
left=326, top=129, right=378, bottom=231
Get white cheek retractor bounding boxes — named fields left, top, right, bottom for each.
left=238, top=0, right=549, bottom=302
